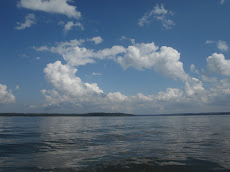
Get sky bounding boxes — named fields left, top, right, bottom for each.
left=0, top=0, right=230, bottom=114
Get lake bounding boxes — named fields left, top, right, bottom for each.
left=0, top=115, right=230, bottom=171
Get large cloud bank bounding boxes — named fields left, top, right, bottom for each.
left=35, top=38, right=230, bottom=113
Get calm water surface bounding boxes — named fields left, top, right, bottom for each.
left=0, top=115, right=230, bottom=171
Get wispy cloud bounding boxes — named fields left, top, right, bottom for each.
left=138, top=4, right=175, bottom=29
left=15, top=85, right=20, bottom=90
left=205, top=40, right=228, bottom=52
left=63, top=21, right=84, bottom=33
left=217, top=40, right=228, bottom=52
left=15, top=13, right=36, bottom=30
left=190, top=64, right=199, bottom=74
left=201, top=75, right=217, bottom=83
left=220, top=0, right=225, bottom=4
left=92, top=72, right=103, bottom=76
left=121, top=36, right=135, bottom=44
left=205, top=40, right=215, bottom=44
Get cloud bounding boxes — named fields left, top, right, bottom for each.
left=36, top=39, right=189, bottom=81
left=88, top=36, right=103, bottom=44
left=204, top=79, right=230, bottom=107
left=15, top=13, right=36, bottom=30
left=92, top=72, right=103, bottom=76
left=138, top=4, right=175, bottom=29
left=157, top=88, right=183, bottom=101
left=41, top=60, right=207, bottom=114
left=35, top=38, right=125, bottom=66
left=0, top=84, right=15, bottom=104
left=35, top=39, right=217, bottom=113
left=201, top=75, right=217, bottom=83
left=17, top=0, right=81, bottom=19
left=121, top=36, right=135, bottom=45
left=34, top=36, right=104, bottom=53
left=41, top=61, right=154, bottom=113
left=85, top=83, right=104, bottom=94
left=64, top=45, right=125, bottom=66
left=190, top=64, right=195, bottom=71
left=34, top=39, right=85, bottom=54
left=34, top=46, right=49, bottom=51
left=217, top=40, right=228, bottom=52
left=190, top=64, right=199, bottom=74
left=42, top=61, right=111, bottom=108
left=220, top=0, right=225, bottom=4
left=44, top=61, right=89, bottom=97
left=15, top=85, right=20, bottom=90
left=63, top=21, right=84, bottom=32
left=42, top=61, right=105, bottom=111
left=28, top=105, right=38, bottom=109
left=184, top=78, right=204, bottom=96
left=205, top=40, right=228, bottom=52
left=37, top=39, right=205, bottom=88
left=117, top=43, right=188, bottom=81
left=205, top=40, right=215, bottom=44
left=207, top=53, right=230, bottom=76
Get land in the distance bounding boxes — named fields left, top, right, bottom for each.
left=0, top=112, right=230, bottom=117
left=0, top=112, right=134, bottom=117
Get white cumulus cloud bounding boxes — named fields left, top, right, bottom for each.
left=42, top=61, right=151, bottom=113
left=117, top=43, right=188, bottom=81
left=0, top=84, right=15, bottom=104
left=157, top=88, right=183, bottom=101
left=42, top=61, right=131, bottom=112
left=184, top=78, right=204, bottom=96
left=17, top=0, right=81, bottom=19
left=207, top=53, right=230, bottom=76
left=44, top=61, right=91, bottom=98
left=15, top=13, right=36, bottom=30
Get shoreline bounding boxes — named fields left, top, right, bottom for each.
left=0, top=112, right=230, bottom=117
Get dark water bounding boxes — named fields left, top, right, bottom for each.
left=0, top=115, right=230, bottom=172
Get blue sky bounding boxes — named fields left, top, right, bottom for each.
left=0, top=0, right=230, bottom=114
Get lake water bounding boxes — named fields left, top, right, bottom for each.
left=0, top=115, right=230, bottom=171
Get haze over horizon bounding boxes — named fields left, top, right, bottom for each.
left=1, top=0, right=230, bottom=114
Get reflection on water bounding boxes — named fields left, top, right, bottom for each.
left=0, top=115, right=230, bottom=171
